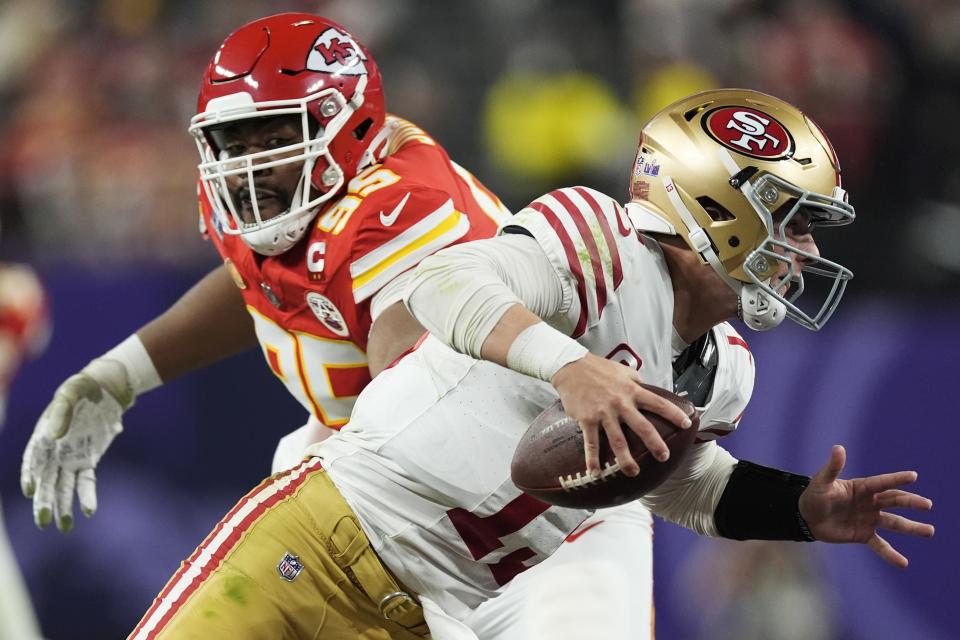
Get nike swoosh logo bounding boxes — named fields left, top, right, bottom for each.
left=565, top=519, right=605, bottom=543
left=380, top=193, right=410, bottom=227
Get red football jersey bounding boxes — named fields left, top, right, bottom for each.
left=0, top=264, right=50, bottom=389
left=199, top=117, right=508, bottom=427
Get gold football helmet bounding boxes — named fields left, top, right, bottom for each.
left=624, top=89, right=855, bottom=330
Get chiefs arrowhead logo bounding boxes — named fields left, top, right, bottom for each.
left=702, top=106, right=794, bottom=160
left=306, top=28, right=367, bottom=77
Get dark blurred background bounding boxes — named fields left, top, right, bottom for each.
left=0, top=0, right=956, bottom=638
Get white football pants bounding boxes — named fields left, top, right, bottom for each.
left=462, top=503, right=654, bottom=640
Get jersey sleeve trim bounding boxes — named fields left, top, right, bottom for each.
left=385, top=116, right=437, bottom=154
left=551, top=189, right=610, bottom=314
left=513, top=187, right=625, bottom=338
left=528, top=200, right=590, bottom=337
left=695, top=425, right=737, bottom=442
left=574, top=187, right=624, bottom=289
left=451, top=161, right=512, bottom=226
left=726, top=334, right=754, bottom=365
left=350, top=198, right=470, bottom=303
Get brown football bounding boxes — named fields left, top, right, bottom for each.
left=510, top=384, right=699, bottom=509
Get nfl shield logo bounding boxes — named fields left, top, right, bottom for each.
left=277, top=552, right=304, bottom=582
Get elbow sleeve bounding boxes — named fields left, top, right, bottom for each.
left=639, top=442, right=737, bottom=537
left=404, top=235, right=566, bottom=357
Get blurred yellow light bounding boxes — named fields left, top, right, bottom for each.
left=483, top=72, right=629, bottom=182
left=100, top=0, right=161, bottom=37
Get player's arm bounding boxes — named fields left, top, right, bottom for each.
left=641, top=441, right=934, bottom=567
left=405, top=229, right=691, bottom=477
left=366, top=269, right=428, bottom=377
left=350, top=184, right=496, bottom=378
left=21, top=265, right=256, bottom=533
left=139, top=264, right=256, bottom=380
left=366, top=301, right=424, bottom=377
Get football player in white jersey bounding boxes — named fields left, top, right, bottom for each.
left=131, top=89, right=933, bottom=640
left=394, top=88, right=934, bottom=639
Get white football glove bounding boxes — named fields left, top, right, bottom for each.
left=21, top=358, right=134, bottom=532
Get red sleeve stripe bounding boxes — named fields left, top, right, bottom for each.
left=726, top=335, right=753, bottom=364
left=701, top=426, right=734, bottom=436
left=695, top=425, right=735, bottom=443
left=130, top=458, right=323, bottom=639
left=385, top=331, right=430, bottom=371
left=727, top=335, right=750, bottom=351
left=530, top=201, right=589, bottom=338
left=574, top=187, right=623, bottom=289
left=550, top=189, right=608, bottom=316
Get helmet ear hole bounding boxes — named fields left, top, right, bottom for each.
left=352, top=117, right=374, bottom=140
left=696, top=196, right=736, bottom=222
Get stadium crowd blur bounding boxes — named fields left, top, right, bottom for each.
left=0, top=1, right=955, bottom=639
left=2, top=0, right=959, bottom=291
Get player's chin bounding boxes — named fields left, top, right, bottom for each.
left=238, top=197, right=287, bottom=223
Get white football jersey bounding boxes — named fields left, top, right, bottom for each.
left=693, top=321, right=755, bottom=440
left=312, top=186, right=754, bottom=619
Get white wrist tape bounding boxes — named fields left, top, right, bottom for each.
left=101, top=334, right=162, bottom=396
left=506, top=322, right=588, bottom=382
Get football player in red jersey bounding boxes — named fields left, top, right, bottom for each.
left=0, top=264, right=50, bottom=640
left=20, top=14, right=505, bottom=537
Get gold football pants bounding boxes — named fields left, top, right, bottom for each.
left=130, top=458, right=429, bottom=639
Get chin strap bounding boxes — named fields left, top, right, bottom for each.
left=357, top=118, right=397, bottom=171
left=240, top=178, right=316, bottom=256
left=738, top=284, right=786, bottom=331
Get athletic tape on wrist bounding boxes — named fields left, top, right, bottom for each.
left=506, top=322, right=588, bottom=382
left=101, top=334, right=162, bottom=396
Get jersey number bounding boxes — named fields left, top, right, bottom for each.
left=316, top=166, right=401, bottom=234
left=249, top=307, right=369, bottom=427
left=446, top=494, right=551, bottom=586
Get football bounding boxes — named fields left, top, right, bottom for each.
left=510, top=384, right=699, bottom=509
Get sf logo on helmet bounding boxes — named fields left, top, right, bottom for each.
left=703, top=107, right=795, bottom=160
left=307, top=28, right=368, bottom=76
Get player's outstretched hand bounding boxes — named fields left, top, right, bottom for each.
left=551, top=353, right=692, bottom=478
left=798, top=445, right=934, bottom=568
left=20, top=359, right=134, bottom=533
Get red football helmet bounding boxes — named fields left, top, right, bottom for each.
left=190, top=13, right=387, bottom=255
